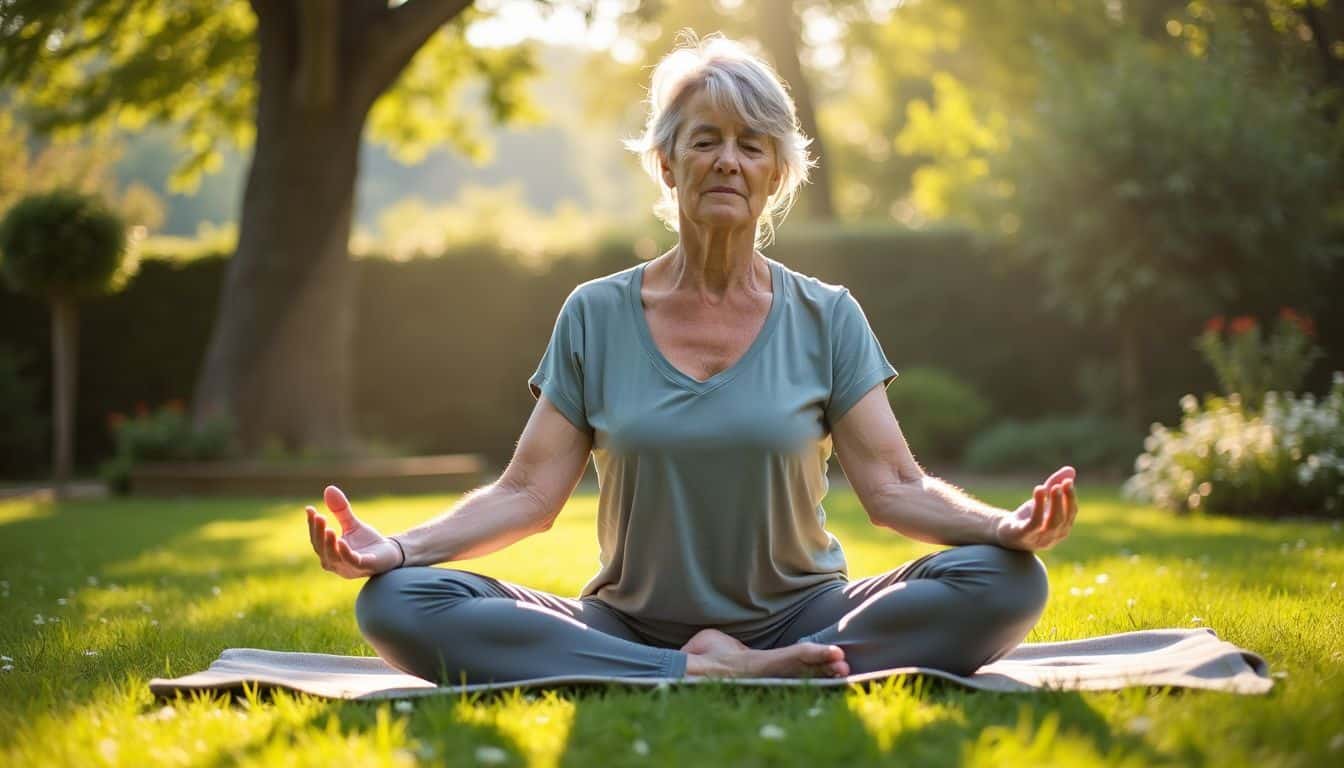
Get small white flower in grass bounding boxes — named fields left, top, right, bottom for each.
left=234, top=612, right=245, bottom=619
left=1200, top=572, right=1209, bottom=580
left=807, top=707, right=823, bottom=717
left=57, top=597, right=67, bottom=605
left=87, top=576, right=98, bottom=586
left=394, top=700, right=414, bottom=714
left=99, top=617, right=107, bottom=624
left=211, top=586, right=222, bottom=596
left=83, top=650, right=98, bottom=657
left=759, top=724, right=786, bottom=740
left=1329, top=733, right=1344, bottom=752
left=1069, top=587, right=1083, bottom=597
left=32, top=614, right=44, bottom=625
left=1272, top=670, right=1289, bottom=680
left=632, top=739, right=650, bottom=756
left=1095, top=574, right=1110, bottom=585
left=2, top=664, right=12, bottom=672
left=1084, top=587, right=1095, bottom=596
left=49, top=617, right=59, bottom=623
left=1190, top=616, right=1204, bottom=624
left=1126, top=598, right=1137, bottom=609
left=150, top=620, right=158, bottom=626
left=1, top=655, right=11, bottom=662
left=1125, top=716, right=1153, bottom=735
left=474, top=745, right=508, bottom=764
left=155, top=705, right=176, bottom=721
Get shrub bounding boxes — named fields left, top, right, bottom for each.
left=886, top=366, right=992, bottom=463
left=1123, top=375, right=1344, bottom=519
left=97, top=401, right=237, bottom=494
left=0, top=345, right=48, bottom=477
left=964, top=416, right=1144, bottom=474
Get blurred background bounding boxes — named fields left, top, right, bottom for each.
left=1, top=0, right=1341, bottom=491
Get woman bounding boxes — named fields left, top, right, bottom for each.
left=305, top=33, right=1077, bottom=684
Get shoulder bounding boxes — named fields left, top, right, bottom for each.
left=772, top=259, right=859, bottom=319
left=557, top=263, right=641, bottom=317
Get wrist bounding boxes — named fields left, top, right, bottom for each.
left=389, top=535, right=407, bottom=569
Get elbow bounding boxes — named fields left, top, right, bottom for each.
left=865, top=476, right=925, bottom=529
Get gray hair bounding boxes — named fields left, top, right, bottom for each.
left=624, top=31, right=814, bottom=249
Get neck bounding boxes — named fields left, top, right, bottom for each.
left=664, top=216, right=763, bottom=297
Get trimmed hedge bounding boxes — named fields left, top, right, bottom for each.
left=1, top=223, right=1331, bottom=476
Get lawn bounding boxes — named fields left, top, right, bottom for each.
left=1, top=482, right=1341, bottom=767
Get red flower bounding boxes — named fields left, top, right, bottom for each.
left=1279, top=307, right=1316, bottom=338
left=1229, top=316, right=1257, bottom=335
left=106, top=412, right=126, bottom=430
left=1203, top=315, right=1226, bottom=335
left=134, top=401, right=149, bottom=417
left=164, top=399, right=185, bottom=414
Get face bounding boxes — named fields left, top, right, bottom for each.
left=660, top=88, right=782, bottom=232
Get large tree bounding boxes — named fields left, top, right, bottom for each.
left=0, top=0, right=538, bottom=455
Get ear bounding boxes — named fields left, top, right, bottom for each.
left=659, top=151, right=676, bottom=189
left=768, top=166, right=782, bottom=197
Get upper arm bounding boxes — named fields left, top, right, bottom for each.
left=497, top=394, right=593, bottom=528
left=832, top=384, right=925, bottom=517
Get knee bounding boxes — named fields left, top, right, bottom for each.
left=961, top=544, right=1050, bottom=623
left=354, top=569, right=412, bottom=643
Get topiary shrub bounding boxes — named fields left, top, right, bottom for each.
left=886, top=366, right=992, bottom=464
left=0, top=189, right=132, bottom=494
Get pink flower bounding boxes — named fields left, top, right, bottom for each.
left=1229, top=316, right=1257, bottom=335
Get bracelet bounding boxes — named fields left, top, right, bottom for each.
left=389, top=536, right=407, bottom=569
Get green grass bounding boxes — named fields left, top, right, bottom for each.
left=1, top=483, right=1341, bottom=767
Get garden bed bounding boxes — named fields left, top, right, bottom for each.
left=128, top=453, right=487, bottom=497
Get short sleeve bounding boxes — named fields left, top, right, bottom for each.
left=825, top=289, right=898, bottom=427
left=528, top=290, right=589, bottom=431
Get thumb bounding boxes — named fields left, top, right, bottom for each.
left=323, top=485, right=360, bottom=533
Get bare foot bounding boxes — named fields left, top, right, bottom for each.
left=679, top=628, right=850, bottom=679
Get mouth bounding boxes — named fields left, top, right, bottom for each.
left=706, top=187, right=743, bottom=197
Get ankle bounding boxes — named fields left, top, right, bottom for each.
left=684, top=652, right=735, bottom=678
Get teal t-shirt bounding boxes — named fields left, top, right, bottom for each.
left=528, top=256, right=898, bottom=646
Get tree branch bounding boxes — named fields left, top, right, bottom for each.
left=355, top=0, right=473, bottom=111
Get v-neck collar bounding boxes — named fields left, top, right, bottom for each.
left=629, top=257, right=784, bottom=395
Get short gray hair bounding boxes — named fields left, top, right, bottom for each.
left=624, top=31, right=814, bottom=249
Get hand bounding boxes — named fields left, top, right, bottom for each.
left=305, top=485, right=402, bottom=578
left=995, top=466, right=1079, bottom=552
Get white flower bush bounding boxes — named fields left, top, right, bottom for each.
left=1124, top=372, right=1344, bottom=517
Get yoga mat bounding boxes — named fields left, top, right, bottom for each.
left=149, top=628, right=1273, bottom=700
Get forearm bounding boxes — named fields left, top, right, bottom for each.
left=867, top=476, right=1005, bottom=546
left=394, top=482, right=551, bottom=566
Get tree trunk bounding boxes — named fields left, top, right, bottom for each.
left=191, top=3, right=365, bottom=456
left=758, top=0, right=835, bottom=220
left=50, top=295, right=77, bottom=496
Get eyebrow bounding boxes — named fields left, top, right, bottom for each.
left=686, top=124, right=766, bottom=140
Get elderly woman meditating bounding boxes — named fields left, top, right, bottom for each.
left=305, top=34, right=1077, bottom=684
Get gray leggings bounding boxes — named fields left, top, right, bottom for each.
left=355, top=544, right=1049, bottom=685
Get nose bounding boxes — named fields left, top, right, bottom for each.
left=713, top=144, right=741, bottom=175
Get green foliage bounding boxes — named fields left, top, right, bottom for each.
left=886, top=366, right=992, bottom=463
left=964, top=416, right=1144, bottom=474
left=0, top=189, right=132, bottom=298
left=98, top=402, right=236, bottom=495
left=0, top=1, right=539, bottom=192
left=0, top=345, right=48, bottom=476
left=985, top=35, right=1342, bottom=330
left=1194, top=310, right=1325, bottom=411
left=1125, top=377, right=1344, bottom=519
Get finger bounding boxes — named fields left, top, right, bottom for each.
left=1043, top=465, right=1076, bottom=490
left=324, top=485, right=359, bottom=533
left=323, top=527, right=343, bottom=568
left=306, top=507, right=323, bottom=554
left=313, top=512, right=332, bottom=562
left=1048, top=485, right=1066, bottom=531
left=1063, top=479, right=1079, bottom=528
left=1027, top=485, right=1047, bottom=532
